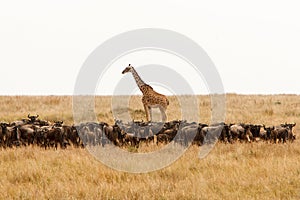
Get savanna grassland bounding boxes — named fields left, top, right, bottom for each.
left=0, top=94, right=299, bottom=199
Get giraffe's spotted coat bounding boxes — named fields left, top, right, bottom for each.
left=122, top=64, right=169, bottom=122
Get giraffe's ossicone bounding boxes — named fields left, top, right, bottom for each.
left=122, top=64, right=169, bottom=122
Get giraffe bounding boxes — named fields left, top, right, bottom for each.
left=122, top=64, right=169, bottom=122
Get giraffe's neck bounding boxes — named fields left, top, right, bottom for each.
left=130, top=67, right=146, bottom=91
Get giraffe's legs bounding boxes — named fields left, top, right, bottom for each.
left=149, top=107, right=153, bottom=122
left=144, top=104, right=151, bottom=122
left=159, top=106, right=167, bottom=122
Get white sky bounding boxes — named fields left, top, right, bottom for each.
left=0, top=0, right=300, bottom=95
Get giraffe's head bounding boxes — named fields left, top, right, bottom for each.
left=122, top=64, right=133, bottom=74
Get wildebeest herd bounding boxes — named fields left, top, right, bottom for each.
left=0, top=114, right=296, bottom=149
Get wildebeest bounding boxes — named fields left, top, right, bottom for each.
left=0, top=123, right=9, bottom=148
left=78, top=126, right=95, bottom=146
left=4, top=125, right=19, bottom=147
left=103, top=124, right=124, bottom=146
left=155, top=121, right=180, bottom=144
left=249, top=124, right=262, bottom=141
left=0, top=113, right=297, bottom=148
left=53, top=121, right=64, bottom=127
left=27, top=114, right=39, bottom=124
left=218, top=123, right=231, bottom=143
left=281, top=123, right=296, bottom=142
left=122, top=133, right=140, bottom=148
left=42, top=126, right=67, bottom=149
left=16, top=124, right=37, bottom=146
left=202, top=123, right=225, bottom=145
left=179, top=122, right=200, bottom=146
left=62, top=125, right=81, bottom=147
left=228, top=124, right=253, bottom=143
left=229, top=124, right=244, bottom=142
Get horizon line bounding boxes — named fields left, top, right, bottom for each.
left=0, top=93, right=299, bottom=97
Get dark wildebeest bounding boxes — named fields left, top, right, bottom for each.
left=0, top=123, right=9, bottom=148
left=156, top=133, right=172, bottom=144
left=242, top=125, right=253, bottom=143
left=16, top=124, right=37, bottom=146
left=155, top=122, right=180, bottom=145
left=62, top=125, right=80, bottom=147
left=43, top=127, right=67, bottom=149
left=27, top=114, right=39, bottom=124
left=263, top=126, right=277, bottom=143
left=53, top=121, right=64, bottom=127
left=218, top=123, right=231, bottom=143
left=249, top=124, right=262, bottom=142
left=35, top=126, right=50, bottom=147
left=122, top=133, right=140, bottom=148
left=4, top=125, right=20, bottom=147
left=273, top=126, right=287, bottom=143
left=192, top=123, right=208, bottom=146
left=103, top=124, right=124, bottom=146
left=281, top=123, right=296, bottom=142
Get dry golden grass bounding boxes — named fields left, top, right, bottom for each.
left=0, top=94, right=299, bottom=199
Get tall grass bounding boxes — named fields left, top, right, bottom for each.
left=0, top=94, right=299, bottom=199
left=0, top=144, right=299, bottom=199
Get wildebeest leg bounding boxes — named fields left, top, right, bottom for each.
left=55, top=141, right=58, bottom=150
left=44, top=137, right=49, bottom=150
left=101, top=133, right=106, bottom=147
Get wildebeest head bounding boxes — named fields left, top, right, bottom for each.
left=28, top=114, right=39, bottom=122
left=280, top=122, right=296, bottom=129
left=0, top=122, right=8, bottom=129
left=250, top=124, right=262, bottom=138
left=281, top=123, right=296, bottom=142
left=54, top=121, right=63, bottom=127
left=263, top=125, right=275, bottom=138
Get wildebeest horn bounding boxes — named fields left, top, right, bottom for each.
left=36, top=114, right=39, bottom=118
left=28, top=114, right=30, bottom=118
